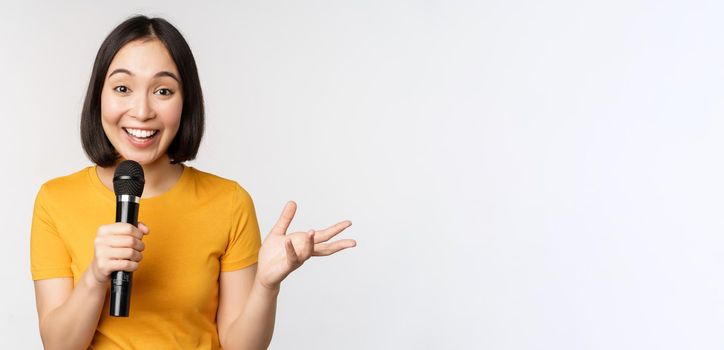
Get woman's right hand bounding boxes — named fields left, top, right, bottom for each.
left=89, top=222, right=149, bottom=285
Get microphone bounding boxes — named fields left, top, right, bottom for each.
left=110, top=160, right=145, bottom=317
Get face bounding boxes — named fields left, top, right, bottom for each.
left=100, top=38, right=183, bottom=167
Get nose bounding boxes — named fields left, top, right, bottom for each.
left=129, top=93, right=156, bottom=121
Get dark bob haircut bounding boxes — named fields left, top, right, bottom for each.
left=81, top=15, right=204, bottom=166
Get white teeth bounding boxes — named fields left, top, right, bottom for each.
left=125, top=128, right=158, bottom=139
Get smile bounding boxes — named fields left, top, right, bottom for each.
left=123, top=127, right=158, bottom=139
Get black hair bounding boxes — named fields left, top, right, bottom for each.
left=80, top=15, right=204, bottom=166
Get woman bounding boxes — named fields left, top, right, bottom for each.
left=30, top=15, right=356, bottom=349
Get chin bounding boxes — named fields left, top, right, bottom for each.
left=118, top=153, right=164, bottom=167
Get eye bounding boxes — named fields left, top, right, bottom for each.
left=155, top=88, right=174, bottom=96
left=113, top=85, right=129, bottom=93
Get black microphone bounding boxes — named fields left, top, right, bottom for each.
left=110, top=160, right=145, bottom=317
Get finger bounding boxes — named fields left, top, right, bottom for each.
left=271, top=201, right=297, bottom=236
left=313, top=220, right=352, bottom=244
left=107, top=260, right=140, bottom=272
left=138, top=222, right=150, bottom=235
left=300, top=230, right=315, bottom=261
left=103, top=223, right=144, bottom=239
left=106, top=235, right=145, bottom=251
left=98, top=223, right=140, bottom=238
left=285, top=238, right=299, bottom=265
left=108, top=247, right=143, bottom=262
left=313, top=239, right=357, bottom=256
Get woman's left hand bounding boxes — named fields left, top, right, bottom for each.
left=255, top=201, right=356, bottom=291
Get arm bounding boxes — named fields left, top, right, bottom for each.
left=33, top=223, right=148, bottom=349
left=218, top=201, right=356, bottom=350
left=217, top=265, right=280, bottom=350
left=34, top=271, right=107, bottom=350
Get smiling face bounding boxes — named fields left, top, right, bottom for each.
left=100, top=38, right=183, bottom=166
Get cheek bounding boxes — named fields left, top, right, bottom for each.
left=100, top=91, right=124, bottom=124
left=99, top=96, right=114, bottom=136
left=159, top=99, right=183, bottom=133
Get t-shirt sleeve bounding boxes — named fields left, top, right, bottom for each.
left=220, top=184, right=262, bottom=272
left=30, top=184, right=73, bottom=280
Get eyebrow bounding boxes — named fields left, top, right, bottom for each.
left=108, top=68, right=180, bottom=83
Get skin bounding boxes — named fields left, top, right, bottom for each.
left=33, top=38, right=356, bottom=350
left=97, top=38, right=185, bottom=197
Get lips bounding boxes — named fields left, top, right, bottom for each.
left=123, top=127, right=158, bottom=139
left=122, top=127, right=159, bottom=147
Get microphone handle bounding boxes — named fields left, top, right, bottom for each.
left=110, top=197, right=139, bottom=317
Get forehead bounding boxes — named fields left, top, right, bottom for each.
left=107, top=39, right=179, bottom=77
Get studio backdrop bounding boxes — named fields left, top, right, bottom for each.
left=2, top=0, right=724, bottom=349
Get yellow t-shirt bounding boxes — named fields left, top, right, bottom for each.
left=30, top=165, right=261, bottom=349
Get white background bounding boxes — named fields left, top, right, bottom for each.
left=2, top=0, right=723, bottom=349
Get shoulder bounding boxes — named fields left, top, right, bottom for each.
left=186, top=167, right=254, bottom=203
left=36, top=167, right=96, bottom=204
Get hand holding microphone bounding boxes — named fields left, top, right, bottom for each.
left=89, top=222, right=149, bottom=284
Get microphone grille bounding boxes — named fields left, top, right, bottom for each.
left=113, top=160, right=145, bottom=197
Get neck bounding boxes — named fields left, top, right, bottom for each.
left=97, top=155, right=184, bottom=198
